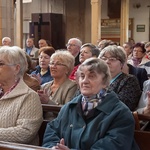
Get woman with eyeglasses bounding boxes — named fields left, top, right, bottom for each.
left=31, top=46, right=55, bottom=85
left=99, top=45, right=141, bottom=111
left=0, top=46, right=42, bottom=145
left=37, top=50, right=78, bottom=119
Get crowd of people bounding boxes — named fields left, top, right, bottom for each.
left=1, top=36, right=150, bottom=149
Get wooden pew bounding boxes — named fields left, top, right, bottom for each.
left=133, top=111, right=150, bottom=150
left=39, top=104, right=61, bottom=146
left=0, top=141, right=51, bottom=150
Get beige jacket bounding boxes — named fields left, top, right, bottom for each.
left=0, top=79, right=43, bottom=145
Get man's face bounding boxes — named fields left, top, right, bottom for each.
left=66, top=40, right=80, bottom=57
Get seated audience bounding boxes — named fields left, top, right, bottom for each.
left=99, top=45, right=141, bottom=111
left=2, top=37, right=11, bottom=46
left=23, top=54, right=40, bottom=91
left=38, top=51, right=78, bottom=118
left=0, top=46, right=43, bottom=145
left=69, top=43, right=100, bottom=80
left=24, top=38, right=39, bottom=58
left=42, top=58, right=139, bottom=150
left=31, top=46, right=55, bottom=85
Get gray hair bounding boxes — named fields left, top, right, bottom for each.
left=50, top=50, right=75, bottom=76
left=77, top=57, right=111, bottom=86
left=68, top=38, right=82, bottom=47
left=99, top=45, right=127, bottom=65
left=0, top=46, right=28, bottom=78
left=81, top=43, right=100, bottom=57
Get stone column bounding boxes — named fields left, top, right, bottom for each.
left=91, top=0, right=101, bottom=45
left=0, top=0, right=14, bottom=45
left=15, top=0, right=23, bottom=48
left=120, top=0, right=129, bottom=46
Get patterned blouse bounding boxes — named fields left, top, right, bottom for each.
left=108, top=72, right=141, bottom=111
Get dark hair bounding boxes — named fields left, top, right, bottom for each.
left=133, top=42, right=146, bottom=53
left=38, top=46, right=55, bottom=56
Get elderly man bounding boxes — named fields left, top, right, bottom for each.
left=66, top=38, right=82, bottom=66
left=24, top=38, right=39, bottom=58
left=2, top=37, right=11, bottom=46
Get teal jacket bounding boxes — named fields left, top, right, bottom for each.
left=42, top=91, right=139, bottom=150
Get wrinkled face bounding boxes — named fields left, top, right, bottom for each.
left=0, top=56, right=20, bottom=85
left=79, top=47, right=92, bottom=63
left=26, top=39, right=34, bottom=47
left=100, top=52, right=123, bottom=77
left=2, top=39, right=11, bottom=46
left=78, top=66, right=106, bottom=97
left=39, top=52, right=50, bottom=70
left=49, top=58, right=68, bottom=78
left=132, top=47, right=145, bottom=59
left=66, top=40, right=80, bottom=57
left=146, top=46, right=150, bottom=59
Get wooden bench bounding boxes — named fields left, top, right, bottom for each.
left=0, top=141, right=51, bottom=150
left=133, top=111, right=150, bottom=150
left=39, top=104, right=62, bottom=146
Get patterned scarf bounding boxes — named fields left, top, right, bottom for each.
left=81, top=89, right=107, bottom=116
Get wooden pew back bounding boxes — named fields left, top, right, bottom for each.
left=39, top=104, right=61, bottom=146
left=133, top=111, right=150, bottom=150
left=0, top=141, right=50, bottom=150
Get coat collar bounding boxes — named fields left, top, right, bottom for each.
left=70, top=91, right=119, bottom=115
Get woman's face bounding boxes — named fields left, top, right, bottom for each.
left=132, top=47, right=145, bottom=59
left=79, top=47, right=92, bottom=63
left=39, top=52, right=50, bottom=69
left=100, top=52, right=123, bottom=77
left=49, top=58, right=68, bottom=78
left=0, top=57, right=19, bottom=85
left=78, top=66, right=106, bottom=97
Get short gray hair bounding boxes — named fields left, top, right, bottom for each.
left=0, top=46, right=28, bottom=78
left=99, top=45, right=127, bottom=65
left=77, top=57, right=111, bottom=86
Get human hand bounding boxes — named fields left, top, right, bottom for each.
left=143, top=91, right=150, bottom=116
left=51, top=138, right=70, bottom=150
left=37, top=89, right=49, bottom=104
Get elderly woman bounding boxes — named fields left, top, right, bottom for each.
left=99, top=45, right=141, bottom=111
left=38, top=50, right=77, bottom=105
left=69, top=43, right=100, bottom=80
left=31, top=46, right=55, bottom=85
left=0, top=46, right=43, bottom=145
left=42, top=58, right=139, bottom=150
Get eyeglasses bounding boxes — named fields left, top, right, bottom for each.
left=0, top=62, right=16, bottom=67
left=49, top=62, right=66, bottom=67
left=66, top=44, right=78, bottom=47
left=101, top=57, right=119, bottom=62
left=133, top=50, right=143, bottom=53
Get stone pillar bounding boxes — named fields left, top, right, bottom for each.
left=91, top=0, right=101, bottom=45
left=120, top=0, right=129, bottom=46
left=15, top=0, right=23, bottom=48
left=0, top=0, right=14, bottom=45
